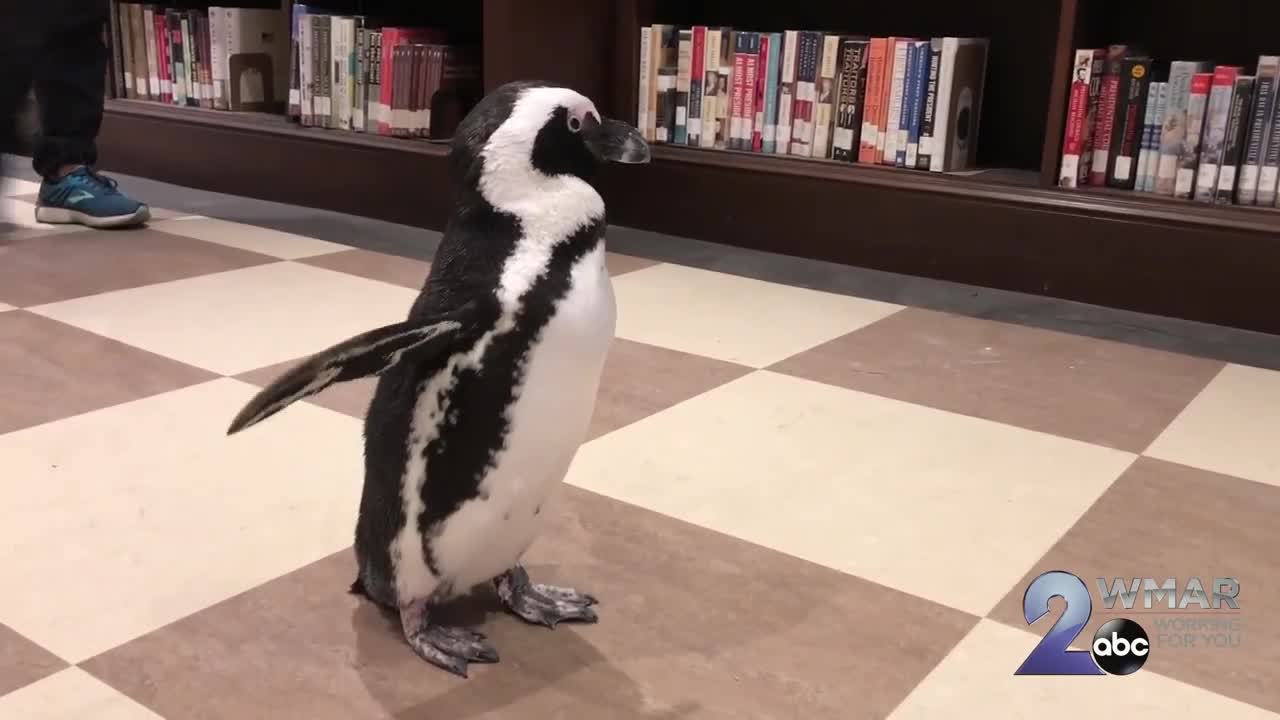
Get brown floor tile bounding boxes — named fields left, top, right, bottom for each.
left=0, top=623, right=67, bottom=697
left=770, top=307, right=1224, bottom=452
left=0, top=227, right=277, bottom=307
left=588, top=338, right=752, bottom=439
left=988, top=457, right=1280, bottom=712
left=82, top=486, right=977, bottom=720
left=299, top=249, right=430, bottom=290
left=0, top=312, right=216, bottom=434
left=238, top=360, right=378, bottom=420
left=606, top=252, right=660, bottom=276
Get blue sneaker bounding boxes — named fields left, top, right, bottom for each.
left=35, top=167, right=151, bottom=228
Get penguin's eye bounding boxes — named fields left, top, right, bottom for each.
left=567, top=115, right=582, bottom=133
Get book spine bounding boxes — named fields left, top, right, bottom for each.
left=287, top=4, right=301, bottom=117
left=790, top=31, right=817, bottom=156
left=331, top=19, right=346, bottom=130
left=366, top=31, right=381, bottom=133
left=714, top=29, right=734, bottom=149
left=1135, top=81, right=1161, bottom=191
left=1077, top=49, right=1106, bottom=182
left=179, top=14, right=193, bottom=106
left=761, top=32, right=782, bottom=153
left=699, top=28, right=721, bottom=149
left=1174, top=72, right=1213, bottom=199
left=743, top=32, right=760, bottom=151
left=1195, top=66, right=1243, bottom=202
left=729, top=33, right=747, bottom=149
left=904, top=41, right=929, bottom=168
left=152, top=10, right=168, bottom=102
left=318, top=16, right=332, bottom=128
left=108, top=1, right=125, bottom=98
left=1143, top=82, right=1170, bottom=191
left=122, top=4, right=138, bottom=98
left=832, top=39, right=866, bottom=162
left=687, top=26, right=706, bottom=146
left=1107, top=57, right=1152, bottom=188
left=208, top=7, right=222, bottom=109
left=1216, top=76, right=1255, bottom=203
left=649, top=25, right=668, bottom=142
left=142, top=5, right=159, bottom=101
left=1156, top=61, right=1208, bottom=194
left=874, top=37, right=899, bottom=164
left=134, top=4, right=152, bottom=99
left=1088, top=46, right=1128, bottom=185
left=663, top=28, right=680, bottom=145
left=774, top=30, right=798, bottom=154
left=353, top=27, right=365, bottom=131
left=812, top=34, right=839, bottom=159
left=882, top=39, right=910, bottom=165
left=675, top=29, right=692, bottom=145
left=859, top=38, right=886, bottom=162
left=1258, top=88, right=1280, bottom=206
left=1238, top=56, right=1279, bottom=205
left=896, top=40, right=920, bottom=167
left=916, top=39, right=942, bottom=170
left=752, top=32, right=769, bottom=152
left=201, top=13, right=214, bottom=108
left=637, top=25, right=651, bottom=140
left=1058, top=49, right=1097, bottom=187
left=300, top=11, right=314, bottom=126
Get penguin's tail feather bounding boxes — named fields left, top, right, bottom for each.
left=226, top=315, right=466, bottom=435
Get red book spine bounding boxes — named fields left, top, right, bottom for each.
left=743, top=37, right=759, bottom=151
left=752, top=33, right=768, bottom=152
left=1059, top=54, right=1092, bottom=187
left=859, top=38, right=886, bottom=163
left=731, top=42, right=747, bottom=149
left=154, top=12, right=169, bottom=103
left=378, top=29, right=401, bottom=134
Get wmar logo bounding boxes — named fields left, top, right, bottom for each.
left=1014, top=571, right=1150, bottom=676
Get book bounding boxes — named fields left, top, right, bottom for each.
left=1107, top=56, right=1152, bottom=189
left=774, top=30, right=798, bottom=155
left=687, top=26, right=706, bottom=147
left=932, top=37, right=988, bottom=173
left=832, top=37, right=869, bottom=162
left=1088, top=45, right=1133, bottom=185
left=675, top=29, right=692, bottom=145
left=1238, top=55, right=1279, bottom=205
left=759, top=32, right=783, bottom=153
left=812, top=34, right=841, bottom=159
left=1215, top=76, right=1256, bottom=204
left=904, top=40, right=931, bottom=168
left=1194, top=65, right=1243, bottom=202
left=1173, top=72, right=1213, bottom=199
left=916, top=39, right=943, bottom=170
left=1155, top=60, right=1214, bottom=195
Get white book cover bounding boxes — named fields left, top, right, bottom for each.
left=882, top=39, right=910, bottom=163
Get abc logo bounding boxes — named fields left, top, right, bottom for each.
left=1091, top=619, right=1150, bottom=675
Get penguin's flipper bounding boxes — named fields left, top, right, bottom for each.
left=226, top=310, right=472, bottom=435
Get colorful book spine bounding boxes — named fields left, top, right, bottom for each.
left=774, top=30, right=798, bottom=155
left=1194, top=65, right=1243, bottom=202
left=904, top=40, right=930, bottom=168
left=832, top=38, right=869, bottom=162
left=760, top=32, right=783, bottom=153
left=713, top=28, right=734, bottom=149
left=1155, top=60, right=1213, bottom=195
left=1059, top=49, right=1101, bottom=187
left=699, top=28, right=723, bottom=149
left=1107, top=56, right=1152, bottom=188
left=687, top=26, right=706, bottom=147
left=916, top=39, right=943, bottom=170
left=812, top=34, right=840, bottom=158
left=1088, top=45, right=1130, bottom=185
left=882, top=38, right=910, bottom=165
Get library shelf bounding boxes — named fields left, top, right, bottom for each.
left=95, top=0, right=1280, bottom=335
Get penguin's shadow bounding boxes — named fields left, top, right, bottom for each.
left=350, top=572, right=700, bottom=720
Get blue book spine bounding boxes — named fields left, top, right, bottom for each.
left=896, top=41, right=919, bottom=166
left=906, top=41, right=930, bottom=169
left=762, top=32, right=783, bottom=154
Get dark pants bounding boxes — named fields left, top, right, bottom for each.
left=1, top=0, right=110, bottom=181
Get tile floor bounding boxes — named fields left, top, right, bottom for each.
left=2, top=169, right=1278, bottom=719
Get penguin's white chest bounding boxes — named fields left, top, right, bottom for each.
left=428, top=244, right=615, bottom=592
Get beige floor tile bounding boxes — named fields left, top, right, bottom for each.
left=566, top=370, right=1135, bottom=616
left=1, top=178, right=41, bottom=196
left=28, top=262, right=418, bottom=375
left=610, top=263, right=903, bottom=367
left=0, top=197, right=86, bottom=233
left=888, top=620, right=1279, bottom=719
left=150, top=216, right=350, bottom=259
left=0, top=378, right=364, bottom=662
left=0, top=668, right=163, bottom=720
left=299, top=248, right=430, bottom=289
left=0, top=303, right=12, bottom=313
left=1146, top=363, right=1280, bottom=488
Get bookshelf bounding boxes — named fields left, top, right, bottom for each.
left=96, top=0, right=1280, bottom=335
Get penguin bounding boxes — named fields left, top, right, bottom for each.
left=225, top=80, right=650, bottom=677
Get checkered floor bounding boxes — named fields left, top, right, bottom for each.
left=2, top=172, right=1278, bottom=719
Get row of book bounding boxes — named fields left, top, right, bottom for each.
left=286, top=5, right=480, bottom=139
left=104, top=2, right=482, bottom=141
left=106, top=2, right=289, bottom=112
left=637, top=25, right=990, bottom=173
left=1059, top=46, right=1280, bottom=208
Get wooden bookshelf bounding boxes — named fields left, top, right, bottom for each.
left=96, top=0, right=1280, bottom=335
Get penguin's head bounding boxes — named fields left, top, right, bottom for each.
left=450, top=81, right=650, bottom=197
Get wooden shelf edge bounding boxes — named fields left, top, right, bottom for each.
left=649, top=144, right=1280, bottom=237
left=104, top=99, right=450, bottom=157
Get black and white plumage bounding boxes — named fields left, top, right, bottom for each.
left=227, top=80, right=649, bottom=677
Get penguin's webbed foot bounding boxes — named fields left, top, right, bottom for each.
left=494, top=565, right=599, bottom=629
left=400, top=599, right=499, bottom=678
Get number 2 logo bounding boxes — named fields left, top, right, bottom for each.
left=1015, top=570, right=1104, bottom=675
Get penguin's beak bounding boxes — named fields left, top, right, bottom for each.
left=582, top=115, right=651, bottom=164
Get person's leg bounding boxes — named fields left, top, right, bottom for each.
left=0, top=4, right=41, bottom=190
left=32, top=0, right=149, bottom=228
